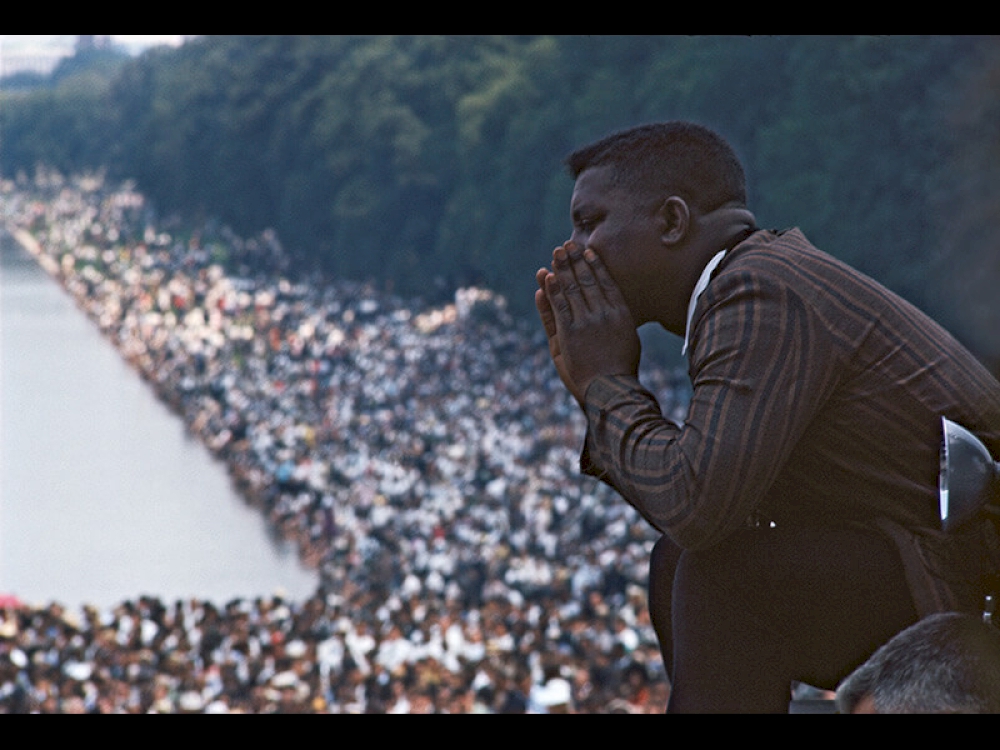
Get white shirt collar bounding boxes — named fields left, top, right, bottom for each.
left=681, top=250, right=726, bottom=356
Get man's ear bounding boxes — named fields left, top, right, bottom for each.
left=659, top=196, right=691, bottom=245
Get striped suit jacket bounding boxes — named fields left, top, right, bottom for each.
left=581, top=228, right=1000, bottom=616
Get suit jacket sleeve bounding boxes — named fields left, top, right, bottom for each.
left=581, top=261, right=842, bottom=551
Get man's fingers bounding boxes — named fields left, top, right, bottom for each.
left=535, top=244, right=638, bottom=407
left=570, top=262, right=599, bottom=310
left=547, top=245, right=628, bottom=319
left=535, top=281, right=557, bottom=338
left=535, top=269, right=566, bottom=367
left=552, top=244, right=605, bottom=317
left=545, top=272, right=573, bottom=323
left=584, top=247, right=628, bottom=307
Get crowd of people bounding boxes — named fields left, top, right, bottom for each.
left=0, top=171, right=691, bottom=713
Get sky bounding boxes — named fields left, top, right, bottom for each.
left=0, top=35, right=190, bottom=75
left=0, top=35, right=188, bottom=52
left=108, top=35, right=190, bottom=53
left=112, top=35, right=188, bottom=47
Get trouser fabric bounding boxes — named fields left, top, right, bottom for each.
left=648, top=524, right=920, bottom=713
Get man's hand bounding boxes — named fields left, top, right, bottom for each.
left=535, top=242, right=640, bottom=407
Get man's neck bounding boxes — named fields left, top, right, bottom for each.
left=697, top=205, right=757, bottom=254
left=661, top=206, right=756, bottom=335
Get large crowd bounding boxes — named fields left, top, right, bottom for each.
left=0, top=171, right=692, bottom=713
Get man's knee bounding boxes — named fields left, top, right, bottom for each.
left=650, top=535, right=682, bottom=585
left=648, top=536, right=683, bottom=628
left=648, top=535, right=683, bottom=680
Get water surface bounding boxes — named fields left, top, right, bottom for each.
left=0, top=230, right=317, bottom=610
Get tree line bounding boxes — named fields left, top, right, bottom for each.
left=2, top=35, right=998, bottom=372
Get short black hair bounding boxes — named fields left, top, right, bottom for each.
left=835, top=612, right=1000, bottom=714
left=565, top=121, right=747, bottom=213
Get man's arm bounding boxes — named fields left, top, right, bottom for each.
left=542, top=247, right=837, bottom=550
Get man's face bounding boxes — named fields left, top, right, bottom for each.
left=568, top=165, right=666, bottom=326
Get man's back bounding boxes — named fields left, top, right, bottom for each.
left=703, top=228, right=1000, bottom=615
left=705, top=228, right=1000, bottom=527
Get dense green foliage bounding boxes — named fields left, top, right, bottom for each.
left=2, top=35, right=998, bottom=370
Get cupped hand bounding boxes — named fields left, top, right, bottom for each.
left=535, top=242, right=640, bottom=406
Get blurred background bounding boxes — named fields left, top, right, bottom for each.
left=3, top=35, right=998, bottom=372
left=0, top=35, right=997, bottom=714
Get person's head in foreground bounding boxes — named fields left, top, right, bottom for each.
left=835, top=612, right=1000, bottom=714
